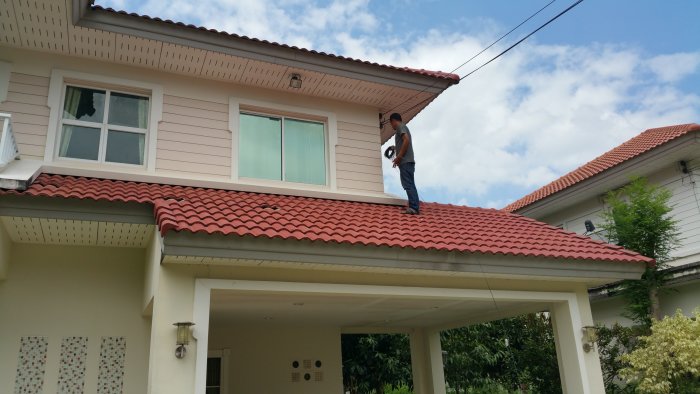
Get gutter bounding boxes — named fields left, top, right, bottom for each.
left=589, top=261, right=700, bottom=301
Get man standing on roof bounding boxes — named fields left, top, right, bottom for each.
left=390, top=113, right=419, bottom=214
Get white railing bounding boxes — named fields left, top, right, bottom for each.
left=0, top=113, right=20, bottom=169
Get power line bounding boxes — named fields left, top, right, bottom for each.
left=380, top=0, right=559, bottom=126
left=459, top=0, right=584, bottom=81
left=396, top=0, right=585, bottom=117
left=448, top=0, right=557, bottom=75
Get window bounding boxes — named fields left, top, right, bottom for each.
left=58, top=85, right=149, bottom=165
left=206, top=356, right=222, bottom=394
left=239, top=112, right=326, bottom=185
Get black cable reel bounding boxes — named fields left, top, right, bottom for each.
left=384, top=146, right=396, bottom=160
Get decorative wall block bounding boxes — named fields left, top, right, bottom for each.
left=96, top=337, right=126, bottom=394
left=14, top=336, right=48, bottom=394
left=57, top=337, right=88, bottom=394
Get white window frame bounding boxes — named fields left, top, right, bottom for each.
left=229, top=97, right=338, bottom=191
left=207, top=349, right=230, bottom=394
left=57, top=84, right=150, bottom=166
left=45, top=69, right=163, bottom=172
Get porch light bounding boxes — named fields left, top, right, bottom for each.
left=582, top=325, right=598, bottom=353
left=289, top=73, right=302, bottom=89
left=173, top=322, right=194, bottom=359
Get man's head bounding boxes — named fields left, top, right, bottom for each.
left=389, top=113, right=402, bottom=130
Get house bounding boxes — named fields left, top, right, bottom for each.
left=0, top=1, right=651, bottom=394
left=504, top=123, right=700, bottom=326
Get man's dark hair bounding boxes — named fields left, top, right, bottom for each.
left=389, top=113, right=402, bottom=122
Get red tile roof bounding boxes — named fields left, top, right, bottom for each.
left=503, top=123, right=700, bottom=213
left=90, top=5, right=460, bottom=83
left=2, top=174, right=651, bottom=264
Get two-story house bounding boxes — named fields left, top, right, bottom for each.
left=0, top=1, right=652, bottom=394
left=504, top=123, right=700, bottom=326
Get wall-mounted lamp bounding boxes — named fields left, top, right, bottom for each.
left=582, top=325, right=598, bottom=353
left=174, top=322, right=195, bottom=359
left=289, top=73, right=302, bottom=89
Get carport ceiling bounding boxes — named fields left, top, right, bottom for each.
left=209, top=290, right=548, bottom=329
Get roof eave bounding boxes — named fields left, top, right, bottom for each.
left=72, top=0, right=458, bottom=93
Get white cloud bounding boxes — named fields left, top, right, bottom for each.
left=647, top=52, right=700, bottom=82
left=102, top=0, right=700, bottom=206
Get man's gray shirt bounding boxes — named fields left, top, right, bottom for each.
left=394, top=123, right=415, bottom=164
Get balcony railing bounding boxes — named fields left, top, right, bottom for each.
left=0, top=113, right=19, bottom=169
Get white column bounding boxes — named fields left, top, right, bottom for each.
left=409, top=328, right=446, bottom=394
left=550, top=291, right=605, bottom=394
left=147, top=266, right=199, bottom=394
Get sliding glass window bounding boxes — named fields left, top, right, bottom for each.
left=239, top=113, right=326, bottom=185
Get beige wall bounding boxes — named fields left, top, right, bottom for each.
left=208, top=323, right=344, bottom=394
left=0, top=47, right=385, bottom=195
left=0, top=243, right=151, bottom=394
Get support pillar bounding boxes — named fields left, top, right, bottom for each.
left=550, top=290, right=605, bottom=394
left=147, top=266, right=198, bottom=394
left=409, top=328, right=446, bottom=394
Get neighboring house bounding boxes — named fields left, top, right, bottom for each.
left=0, top=2, right=651, bottom=394
left=504, top=123, right=700, bottom=327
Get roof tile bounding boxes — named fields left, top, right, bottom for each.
left=1, top=174, right=653, bottom=264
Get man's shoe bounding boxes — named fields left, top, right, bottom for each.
left=403, top=208, right=419, bottom=215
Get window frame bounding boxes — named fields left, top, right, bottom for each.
left=57, top=83, right=150, bottom=167
left=229, top=97, right=339, bottom=191
left=238, top=110, right=328, bottom=185
left=45, top=69, right=163, bottom=172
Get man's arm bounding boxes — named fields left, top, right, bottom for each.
left=392, top=133, right=410, bottom=167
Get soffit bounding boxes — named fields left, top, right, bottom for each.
left=0, top=216, right=153, bottom=247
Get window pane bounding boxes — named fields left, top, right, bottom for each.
left=105, top=130, right=145, bottom=165
left=108, top=92, right=149, bottom=128
left=239, top=113, right=282, bottom=181
left=284, top=118, right=326, bottom=185
left=59, top=125, right=100, bottom=160
left=62, top=86, right=105, bottom=123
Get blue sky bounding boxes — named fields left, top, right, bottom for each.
left=101, top=0, right=700, bottom=207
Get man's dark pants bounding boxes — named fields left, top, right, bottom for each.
left=399, top=162, right=420, bottom=212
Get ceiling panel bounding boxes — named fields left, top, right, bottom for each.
left=0, top=0, right=21, bottom=46
left=159, top=42, right=207, bottom=75
left=1, top=216, right=153, bottom=247
left=114, top=34, right=162, bottom=69
left=13, top=0, right=69, bottom=53
left=69, top=25, right=115, bottom=60
left=199, top=51, right=249, bottom=81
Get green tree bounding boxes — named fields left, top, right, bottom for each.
left=599, top=177, right=680, bottom=325
left=442, top=313, right=561, bottom=394
left=620, top=309, right=700, bottom=393
left=342, top=334, right=412, bottom=394
left=595, top=323, right=642, bottom=393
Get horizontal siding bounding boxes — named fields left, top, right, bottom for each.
left=0, top=73, right=50, bottom=160
left=156, top=94, right=231, bottom=178
left=335, top=119, right=384, bottom=194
